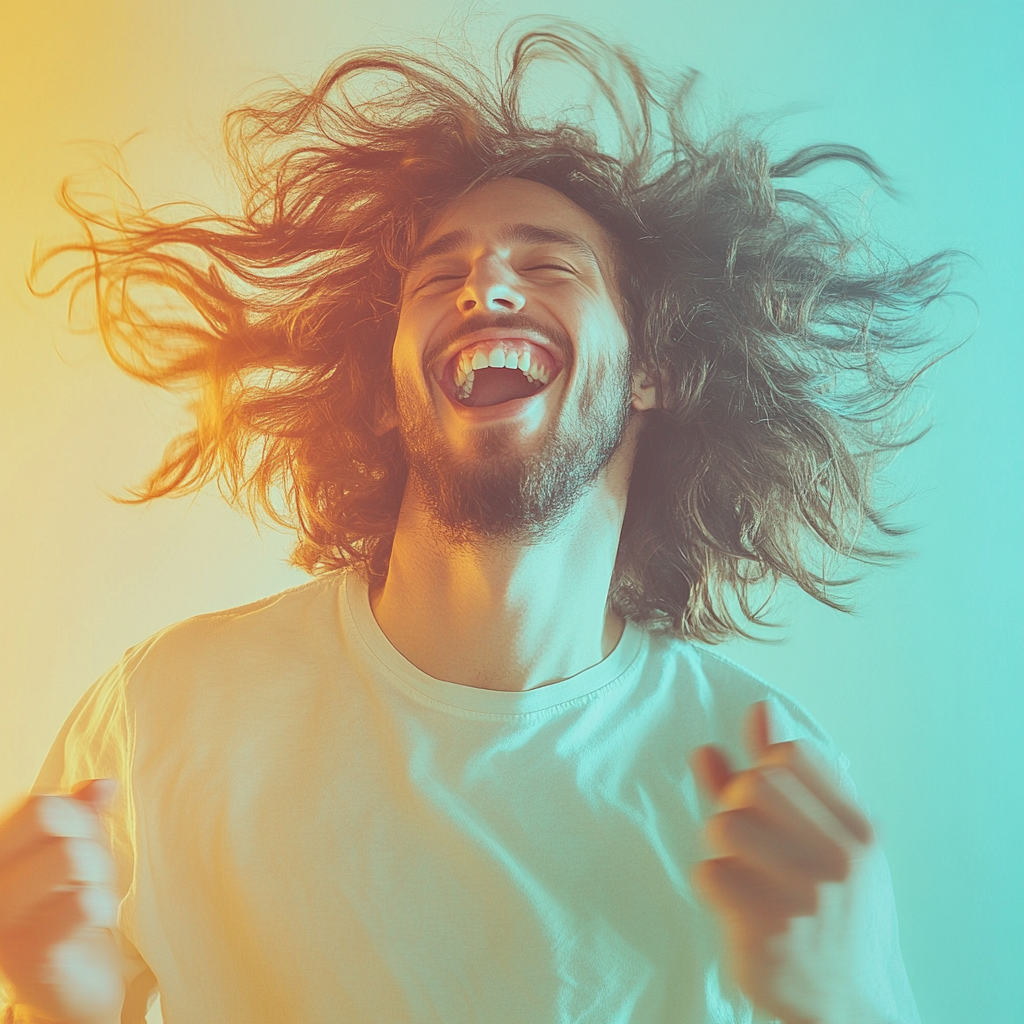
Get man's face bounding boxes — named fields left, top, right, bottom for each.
left=391, top=176, right=648, bottom=542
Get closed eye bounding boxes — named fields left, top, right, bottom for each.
left=414, top=274, right=463, bottom=290
left=417, top=265, right=573, bottom=289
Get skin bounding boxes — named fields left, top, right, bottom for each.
left=372, top=178, right=893, bottom=1021
left=0, top=780, right=123, bottom=1024
left=370, top=177, right=657, bottom=692
left=691, top=702, right=891, bottom=1023
left=0, top=177, right=891, bottom=1023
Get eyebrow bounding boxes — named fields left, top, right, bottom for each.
left=406, top=222, right=602, bottom=278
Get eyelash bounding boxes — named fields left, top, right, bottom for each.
left=421, top=265, right=573, bottom=287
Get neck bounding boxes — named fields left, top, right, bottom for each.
left=368, top=435, right=638, bottom=692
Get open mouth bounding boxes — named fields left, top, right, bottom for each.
left=441, top=338, right=562, bottom=408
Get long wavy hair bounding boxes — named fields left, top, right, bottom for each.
left=33, top=21, right=960, bottom=642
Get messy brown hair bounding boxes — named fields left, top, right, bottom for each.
left=33, top=21, right=960, bottom=642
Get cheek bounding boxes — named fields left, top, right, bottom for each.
left=392, top=352, right=423, bottom=393
left=390, top=322, right=423, bottom=379
left=575, top=305, right=631, bottom=367
left=393, top=301, right=444, bottom=367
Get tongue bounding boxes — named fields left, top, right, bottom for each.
left=461, top=366, right=544, bottom=407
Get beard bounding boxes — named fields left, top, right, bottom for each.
left=394, top=339, right=634, bottom=545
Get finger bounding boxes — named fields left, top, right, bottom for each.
left=721, top=765, right=858, bottom=872
left=0, top=837, right=116, bottom=931
left=71, top=779, right=118, bottom=812
left=0, top=794, right=102, bottom=870
left=744, top=700, right=772, bottom=762
left=691, top=856, right=817, bottom=925
left=689, top=745, right=734, bottom=800
left=723, top=763, right=864, bottom=880
left=760, top=741, right=873, bottom=844
left=1, top=884, right=120, bottom=962
left=704, top=799, right=851, bottom=883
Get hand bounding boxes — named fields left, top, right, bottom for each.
left=690, top=703, right=887, bottom=1024
left=0, top=780, right=125, bottom=1024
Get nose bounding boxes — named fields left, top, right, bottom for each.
left=456, top=256, right=526, bottom=315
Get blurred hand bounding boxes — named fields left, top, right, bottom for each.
left=0, top=780, right=124, bottom=1024
left=691, top=702, right=889, bottom=1024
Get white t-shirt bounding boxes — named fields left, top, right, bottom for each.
left=7, top=571, right=919, bottom=1023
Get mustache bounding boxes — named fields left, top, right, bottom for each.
left=428, top=312, right=572, bottom=367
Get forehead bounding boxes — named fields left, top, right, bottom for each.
left=414, top=177, right=615, bottom=264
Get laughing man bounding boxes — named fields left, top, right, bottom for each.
left=0, top=24, right=951, bottom=1024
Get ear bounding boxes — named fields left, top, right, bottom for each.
left=630, top=370, right=658, bottom=412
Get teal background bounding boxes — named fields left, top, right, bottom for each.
left=1, top=1, right=1020, bottom=1020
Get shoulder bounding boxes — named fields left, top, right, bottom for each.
left=93, top=571, right=348, bottom=712
left=135, top=571, right=342, bottom=662
left=33, top=573, right=353, bottom=802
left=638, top=629, right=851, bottom=782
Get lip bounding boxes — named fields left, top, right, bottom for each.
left=429, top=328, right=566, bottom=385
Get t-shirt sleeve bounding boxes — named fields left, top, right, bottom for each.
left=1, top=656, right=160, bottom=1023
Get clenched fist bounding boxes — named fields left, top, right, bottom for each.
left=0, top=780, right=124, bottom=1024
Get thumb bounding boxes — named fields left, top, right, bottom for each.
left=744, top=700, right=773, bottom=762
left=689, top=744, right=734, bottom=801
left=70, top=777, right=118, bottom=811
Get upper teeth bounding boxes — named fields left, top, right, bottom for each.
left=453, top=343, right=553, bottom=397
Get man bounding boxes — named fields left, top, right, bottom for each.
left=0, top=24, right=945, bottom=1024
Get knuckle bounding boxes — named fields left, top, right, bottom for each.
left=50, top=836, right=78, bottom=878
left=704, top=814, right=729, bottom=851
left=829, top=844, right=853, bottom=881
left=69, top=885, right=94, bottom=915
left=818, top=839, right=853, bottom=880
left=746, top=769, right=780, bottom=805
left=727, top=771, right=757, bottom=805
left=62, top=883, right=117, bottom=927
left=723, top=770, right=764, bottom=809
left=35, top=796, right=67, bottom=833
left=35, top=795, right=90, bottom=838
left=66, top=837, right=113, bottom=885
left=707, top=808, right=746, bottom=847
left=80, top=885, right=119, bottom=928
left=55, top=886, right=93, bottom=930
left=66, top=837, right=93, bottom=879
left=769, top=740, right=800, bottom=767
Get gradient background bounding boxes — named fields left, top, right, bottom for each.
left=1, top=2, right=1020, bottom=1021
